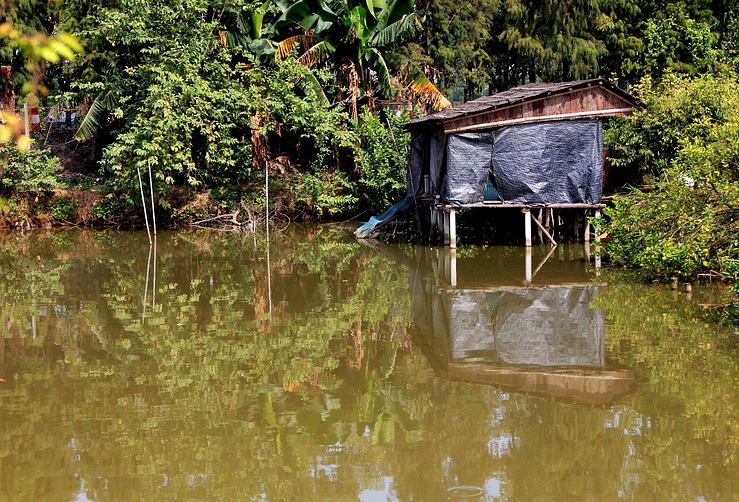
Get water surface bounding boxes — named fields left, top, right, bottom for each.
left=1, top=227, right=738, bottom=501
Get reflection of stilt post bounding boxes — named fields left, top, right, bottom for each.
left=594, top=209, right=601, bottom=271
left=450, top=248, right=457, bottom=288
left=449, top=209, right=456, bottom=249
left=525, top=247, right=532, bottom=284
left=524, top=208, right=532, bottom=247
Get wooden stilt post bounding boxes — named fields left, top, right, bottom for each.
left=449, top=209, right=457, bottom=249
left=429, top=205, right=437, bottom=243
left=536, top=208, right=544, bottom=244
left=584, top=209, right=591, bottom=242
left=442, top=209, right=450, bottom=245
left=524, top=208, right=532, bottom=247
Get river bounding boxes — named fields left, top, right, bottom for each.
left=1, top=226, right=738, bottom=501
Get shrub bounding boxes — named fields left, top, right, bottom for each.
left=0, top=143, right=62, bottom=191
left=601, top=71, right=739, bottom=281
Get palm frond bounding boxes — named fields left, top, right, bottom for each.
left=406, top=69, right=451, bottom=111
left=74, top=91, right=117, bottom=142
left=297, top=39, right=336, bottom=67
left=370, top=12, right=420, bottom=47
left=275, top=34, right=320, bottom=59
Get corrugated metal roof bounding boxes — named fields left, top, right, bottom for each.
left=407, top=79, right=639, bottom=128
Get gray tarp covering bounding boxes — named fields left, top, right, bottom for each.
left=407, top=131, right=424, bottom=197
left=442, top=132, right=493, bottom=204
left=429, top=131, right=446, bottom=197
left=445, top=286, right=605, bottom=367
left=492, top=119, right=603, bottom=204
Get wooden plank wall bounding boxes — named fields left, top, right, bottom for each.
left=443, top=87, right=632, bottom=132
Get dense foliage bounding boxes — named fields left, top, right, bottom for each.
left=601, top=71, right=739, bottom=281
left=2, top=0, right=739, bottom=245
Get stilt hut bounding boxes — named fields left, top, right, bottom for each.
left=356, top=79, right=640, bottom=246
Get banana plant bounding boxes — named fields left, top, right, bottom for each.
left=278, top=0, right=450, bottom=113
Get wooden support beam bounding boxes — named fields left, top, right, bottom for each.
left=530, top=212, right=557, bottom=246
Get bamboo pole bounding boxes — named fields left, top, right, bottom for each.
left=148, top=160, right=157, bottom=235
left=23, top=103, right=29, bottom=138
left=137, top=167, right=152, bottom=244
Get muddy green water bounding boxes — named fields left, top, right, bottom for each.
left=1, top=227, right=739, bottom=501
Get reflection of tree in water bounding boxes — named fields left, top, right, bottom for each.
left=0, top=228, right=427, bottom=501
left=1, top=232, right=739, bottom=500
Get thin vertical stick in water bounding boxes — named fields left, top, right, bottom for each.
left=148, top=160, right=157, bottom=236
left=137, top=167, right=152, bottom=244
left=152, top=236, right=157, bottom=308
left=265, top=161, right=272, bottom=316
left=265, top=161, right=269, bottom=237
left=142, top=244, right=152, bottom=323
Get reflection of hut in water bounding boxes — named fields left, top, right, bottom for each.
left=369, top=242, right=636, bottom=405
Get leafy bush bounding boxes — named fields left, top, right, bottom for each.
left=605, top=71, right=737, bottom=178
left=353, top=110, right=411, bottom=212
left=49, top=196, right=79, bottom=221
left=601, top=71, right=739, bottom=280
left=0, top=143, right=62, bottom=191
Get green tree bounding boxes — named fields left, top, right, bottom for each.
left=601, top=71, right=739, bottom=280
left=419, top=0, right=497, bottom=101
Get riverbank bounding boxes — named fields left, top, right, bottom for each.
left=0, top=169, right=345, bottom=230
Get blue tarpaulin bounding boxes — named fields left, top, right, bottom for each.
left=354, top=196, right=415, bottom=239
